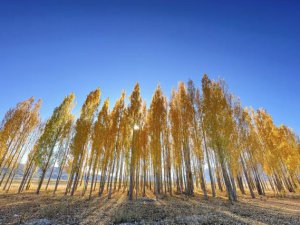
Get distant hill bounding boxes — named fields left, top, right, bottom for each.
left=4, top=164, right=211, bottom=182
left=3, top=164, right=69, bottom=181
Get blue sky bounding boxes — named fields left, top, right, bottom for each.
left=0, top=0, right=299, bottom=134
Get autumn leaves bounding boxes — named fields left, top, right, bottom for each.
left=0, top=75, right=299, bottom=203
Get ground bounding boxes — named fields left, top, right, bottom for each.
left=0, top=183, right=299, bottom=225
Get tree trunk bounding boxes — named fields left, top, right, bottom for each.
left=128, top=130, right=136, bottom=201
left=219, top=153, right=236, bottom=203
left=241, top=156, right=255, bottom=198
left=183, top=142, right=194, bottom=196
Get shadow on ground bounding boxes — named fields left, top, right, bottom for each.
left=0, top=190, right=299, bottom=225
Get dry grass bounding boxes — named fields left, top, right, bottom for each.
left=0, top=182, right=299, bottom=225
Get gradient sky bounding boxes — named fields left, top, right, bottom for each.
left=0, top=0, right=299, bottom=134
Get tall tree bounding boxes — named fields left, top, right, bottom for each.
left=0, top=98, right=38, bottom=172
left=148, top=85, right=167, bottom=197
left=169, top=89, right=184, bottom=194
left=128, top=83, right=142, bottom=200
left=188, top=80, right=208, bottom=199
left=67, top=89, right=100, bottom=196
left=108, top=92, right=126, bottom=199
left=35, top=93, right=75, bottom=194
left=0, top=100, right=41, bottom=190
left=202, top=75, right=237, bottom=202
left=88, top=98, right=110, bottom=198
left=178, top=82, right=194, bottom=196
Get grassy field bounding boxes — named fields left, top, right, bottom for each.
left=0, top=181, right=299, bottom=225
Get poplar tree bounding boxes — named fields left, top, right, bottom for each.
left=88, top=98, right=109, bottom=198
left=0, top=100, right=41, bottom=190
left=140, top=107, right=149, bottom=196
left=108, top=92, right=125, bottom=199
left=254, top=109, right=299, bottom=193
left=128, top=83, right=142, bottom=200
left=53, top=117, right=74, bottom=194
left=0, top=100, right=41, bottom=193
left=148, top=85, right=166, bottom=197
left=169, top=90, right=184, bottom=193
left=97, top=104, right=113, bottom=196
left=202, top=75, right=237, bottom=202
left=188, top=80, right=208, bottom=199
left=35, top=93, right=75, bottom=194
left=163, top=103, right=172, bottom=196
left=178, top=82, right=194, bottom=196
left=67, top=89, right=100, bottom=196
left=234, top=107, right=256, bottom=198
left=0, top=98, right=37, bottom=172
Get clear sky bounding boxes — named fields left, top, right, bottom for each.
left=0, top=0, right=299, bottom=134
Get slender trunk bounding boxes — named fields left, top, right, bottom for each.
left=202, top=127, right=216, bottom=197
left=0, top=145, right=23, bottom=187
left=82, top=161, right=92, bottom=196
left=216, top=166, right=223, bottom=192
left=183, top=142, right=193, bottom=196
left=36, top=131, right=61, bottom=194
left=199, top=160, right=208, bottom=199
left=128, top=130, right=136, bottom=201
left=108, top=149, right=118, bottom=199
left=45, top=161, right=56, bottom=191
left=143, top=158, right=146, bottom=197
left=0, top=136, right=24, bottom=179
left=71, top=153, right=85, bottom=195
left=114, top=153, right=120, bottom=191
left=26, top=168, right=35, bottom=190
left=237, top=174, right=246, bottom=195
left=19, top=158, right=34, bottom=193
left=36, top=168, right=47, bottom=194
left=135, top=160, right=140, bottom=200
left=118, top=153, right=124, bottom=191
left=228, top=168, right=237, bottom=201
left=71, top=171, right=79, bottom=196
left=89, top=153, right=100, bottom=198
left=241, top=155, right=255, bottom=198
left=219, top=151, right=236, bottom=202
left=65, top=165, right=75, bottom=195
left=6, top=169, right=17, bottom=192
left=53, top=166, right=63, bottom=194
left=98, top=167, right=107, bottom=196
